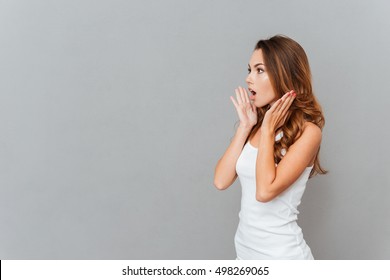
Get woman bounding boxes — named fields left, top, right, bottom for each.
left=214, top=35, right=326, bottom=260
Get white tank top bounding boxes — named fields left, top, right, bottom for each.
left=235, top=133, right=314, bottom=260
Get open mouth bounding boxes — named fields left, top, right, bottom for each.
left=248, top=89, right=257, bottom=96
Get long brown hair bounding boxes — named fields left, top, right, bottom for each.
left=248, top=35, right=327, bottom=177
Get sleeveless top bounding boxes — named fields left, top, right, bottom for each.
left=234, top=132, right=314, bottom=260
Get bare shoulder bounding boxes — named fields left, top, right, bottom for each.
left=303, top=122, right=322, bottom=137
left=296, top=122, right=322, bottom=150
left=285, top=122, right=322, bottom=168
left=302, top=122, right=322, bottom=140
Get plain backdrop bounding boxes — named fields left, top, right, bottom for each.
left=0, top=0, right=389, bottom=259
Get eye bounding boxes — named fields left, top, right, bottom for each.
left=247, top=68, right=251, bottom=74
left=257, top=68, right=264, bottom=74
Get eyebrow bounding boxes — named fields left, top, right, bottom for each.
left=248, top=63, right=265, bottom=68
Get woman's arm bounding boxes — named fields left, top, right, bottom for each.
left=255, top=123, right=321, bottom=201
left=214, top=125, right=251, bottom=190
left=255, top=92, right=322, bottom=202
left=214, top=87, right=257, bottom=190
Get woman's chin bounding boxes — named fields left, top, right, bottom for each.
left=254, top=101, right=268, bottom=108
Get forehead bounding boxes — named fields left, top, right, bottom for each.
left=249, top=49, right=264, bottom=65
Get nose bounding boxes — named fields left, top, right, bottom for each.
left=245, top=73, right=252, bottom=85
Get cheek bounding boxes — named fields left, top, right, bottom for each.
left=263, top=78, right=276, bottom=97
left=258, top=75, right=271, bottom=89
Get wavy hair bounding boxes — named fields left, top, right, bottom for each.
left=247, top=35, right=327, bottom=177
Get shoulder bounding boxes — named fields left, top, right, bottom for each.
left=296, top=121, right=322, bottom=148
left=302, top=121, right=322, bottom=138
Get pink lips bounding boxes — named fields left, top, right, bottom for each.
left=248, top=88, right=256, bottom=100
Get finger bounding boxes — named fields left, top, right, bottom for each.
left=286, top=91, right=296, bottom=107
left=270, top=89, right=294, bottom=113
left=279, top=92, right=291, bottom=110
left=280, top=91, right=295, bottom=115
left=240, top=87, right=250, bottom=104
left=269, top=97, right=283, bottom=113
left=282, top=90, right=294, bottom=100
left=230, top=96, right=239, bottom=109
left=276, top=90, right=293, bottom=112
left=235, top=88, right=243, bottom=104
left=238, top=87, right=246, bottom=105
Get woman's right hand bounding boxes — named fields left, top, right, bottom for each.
left=230, top=86, right=258, bottom=129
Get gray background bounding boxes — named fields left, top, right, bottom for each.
left=0, top=0, right=389, bottom=259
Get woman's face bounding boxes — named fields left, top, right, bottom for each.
left=246, top=49, right=278, bottom=107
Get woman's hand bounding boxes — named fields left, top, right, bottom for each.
left=230, top=87, right=258, bottom=130
left=261, top=90, right=296, bottom=134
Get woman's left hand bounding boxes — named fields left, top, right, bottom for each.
left=261, top=90, right=296, bottom=134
